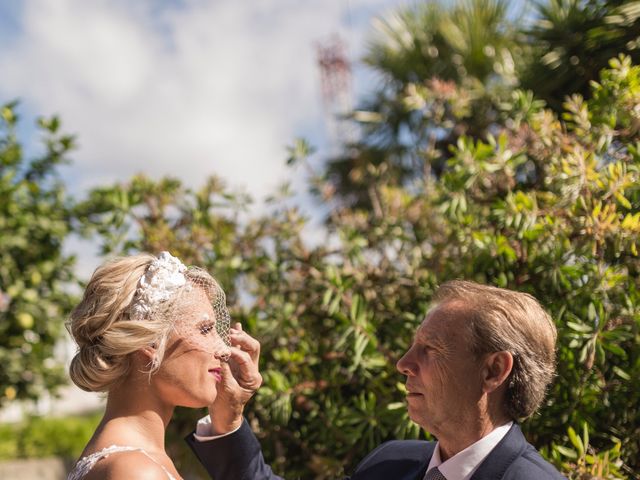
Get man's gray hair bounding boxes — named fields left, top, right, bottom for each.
left=433, top=280, right=557, bottom=420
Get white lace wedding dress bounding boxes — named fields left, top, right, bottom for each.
left=67, top=445, right=177, bottom=480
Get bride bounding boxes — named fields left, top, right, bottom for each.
left=66, top=252, right=261, bottom=479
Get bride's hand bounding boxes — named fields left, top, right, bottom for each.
left=209, top=322, right=262, bottom=435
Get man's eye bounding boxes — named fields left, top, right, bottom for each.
left=200, top=323, right=215, bottom=335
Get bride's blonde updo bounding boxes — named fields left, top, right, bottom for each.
left=68, top=253, right=172, bottom=392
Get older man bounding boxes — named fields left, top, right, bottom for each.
left=187, top=281, right=565, bottom=479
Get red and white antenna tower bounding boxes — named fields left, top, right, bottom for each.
left=316, top=34, right=354, bottom=154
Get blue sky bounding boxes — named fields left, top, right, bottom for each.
left=0, top=0, right=405, bottom=200
left=0, top=0, right=416, bottom=275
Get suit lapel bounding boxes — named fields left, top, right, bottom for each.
left=349, top=439, right=438, bottom=480
left=469, top=423, right=527, bottom=480
left=376, top=443, right=433, bottom=480
left=409, top=452, right=431, bottom=480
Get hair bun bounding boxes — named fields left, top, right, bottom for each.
left=69, top=344, right=128, bottom=392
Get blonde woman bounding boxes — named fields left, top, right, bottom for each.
left=66, top=252, right=261, bottom=480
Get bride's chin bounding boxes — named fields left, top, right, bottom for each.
left=179, top=396, right=216, bottom=409
left=191, top=390, right=217, bottom=408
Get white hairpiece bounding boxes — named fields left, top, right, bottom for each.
left=129, top=252, right=188, bottom=321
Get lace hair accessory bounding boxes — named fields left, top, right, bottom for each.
left=130, top=252, right=187, bottom=321
left=130, top=252, right=231, bottom=360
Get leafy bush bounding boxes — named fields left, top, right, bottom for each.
left=77, top=56, right=640, bottom=479
left=0, top=412, right=101, bottom=460
left=218, top=55, right=638, bottom=479
left=0, top=103, right=77, bottom=408
left=545, top=423, right=627, bottom=479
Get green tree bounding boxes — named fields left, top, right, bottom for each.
left=326, top=0, right=519, bottom=209
left=326, top=0, right=640, bottom=211
left=521, top=0, right=640, bottom=111
left=0, top=102, right=77, bottom=407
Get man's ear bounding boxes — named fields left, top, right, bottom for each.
left=482, top=351, right=513, bottom=393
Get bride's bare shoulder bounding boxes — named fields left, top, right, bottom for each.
left=82, top=449, right=172, bottom=480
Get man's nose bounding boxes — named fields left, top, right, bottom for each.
left=396, top=348, right=415, bottom=376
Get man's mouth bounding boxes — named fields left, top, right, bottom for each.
left=209, top=368, right=222, bottom=382
left=406, top=386, right=423, bottom=397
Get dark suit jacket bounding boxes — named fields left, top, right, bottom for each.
left=186, top=420, right=565, bottom=480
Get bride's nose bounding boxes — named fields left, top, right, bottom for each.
left=213, top=340, right=231, bottom=362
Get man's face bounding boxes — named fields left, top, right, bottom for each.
left=396, top=301, right=485, bottom=439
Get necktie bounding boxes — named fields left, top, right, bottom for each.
left=424, top=466, right=447, bottom=480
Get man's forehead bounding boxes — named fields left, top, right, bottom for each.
left=416, top=302, right=469, bottom=340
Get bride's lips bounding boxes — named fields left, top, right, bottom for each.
left=209, top=368, right=222, bottom=382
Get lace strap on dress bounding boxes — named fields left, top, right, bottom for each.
left=67, top=445, right=177, bottom=480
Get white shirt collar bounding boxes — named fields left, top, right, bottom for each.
left=425, top=422, right=513, bottom=480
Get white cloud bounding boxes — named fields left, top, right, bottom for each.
left=0, top=0, right=405, bottom=280
left=0, top=0, right=401, bottom=199
left=0, top=0, right=406, bottom=419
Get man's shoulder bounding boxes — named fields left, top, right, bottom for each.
left=473, top=423, right=566, bottom=480
left=502, top=444, right=565, bottom=479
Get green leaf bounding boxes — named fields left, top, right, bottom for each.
left=567, top=321, right=593, bottom=333
left=568, top=426, right=584, bottom=456
left=612, top=366, right=631, bottom=380
left=555, top=446, right=578, bottom=459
